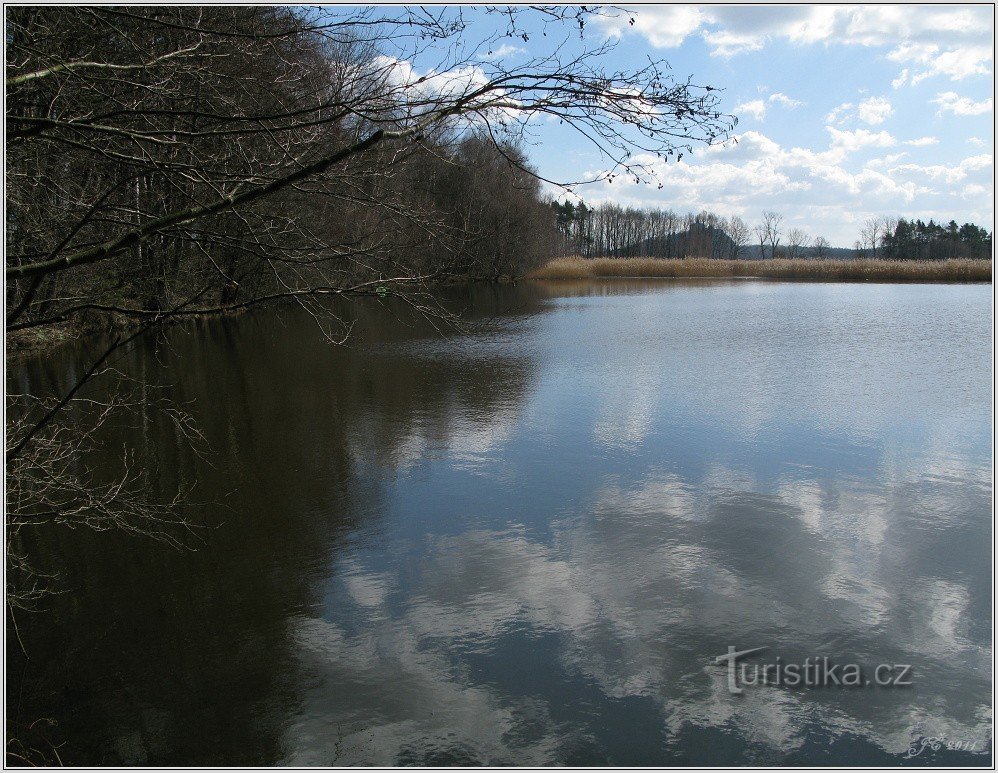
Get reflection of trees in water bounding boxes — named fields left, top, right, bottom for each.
left=6, top=294, right=540, bottom=765
left=527, top=277, right=747, bottom=300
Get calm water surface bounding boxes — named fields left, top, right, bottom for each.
left=7, top=280, right=993, bottom=765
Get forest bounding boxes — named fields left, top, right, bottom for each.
left=8, top=7, right=616, bottom=343
left=879, top=218, right=992, bottom=261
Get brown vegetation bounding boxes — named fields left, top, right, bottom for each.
left=527, top=256, right=993, bottom=282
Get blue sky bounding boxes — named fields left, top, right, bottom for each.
left=449, top=5, right=994, bottom=248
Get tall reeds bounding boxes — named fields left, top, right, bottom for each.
left=526, top=256, right=993, bottom=282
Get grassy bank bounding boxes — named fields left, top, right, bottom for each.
left=527, top=256, right=993, bottom=282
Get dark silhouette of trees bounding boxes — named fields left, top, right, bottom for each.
left=812, top=236, right=831, bottom=259
left=880, top=217, right=992, bottom=260
left=785, top=228, right=809, bottom=259
left=7, top=6, right=734, bottom=339
left=547, top=202, right=991, bottom=263
left=550, top=202, right=752, bottom=259
left=726, top=216, right=751, bottom=259
left=757, top=211, right=784, bottom=261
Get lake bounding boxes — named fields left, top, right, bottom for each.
left=7, top=279, right=993, bottom=766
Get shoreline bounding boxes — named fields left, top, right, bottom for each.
left=527, top=256, right=994, bottom=283
left=6, top=307, right=253, bottom=359
left=8, top=263, right=991, bottom=358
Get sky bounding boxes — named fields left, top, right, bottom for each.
left=453, top=5, right=995, bottom=248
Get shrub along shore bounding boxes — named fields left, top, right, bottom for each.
left=527, top=256, right=993, bottom=282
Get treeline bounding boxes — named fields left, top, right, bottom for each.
left=551, top=203, right=820, bottom=260
left=551, top=201, right=992, bottom=261
left=878, top=218, right=992, bottom=261
left=551, top=201, right=752, bottom=259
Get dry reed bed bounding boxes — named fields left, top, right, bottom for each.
left=527, top=256, right=993, bottom=282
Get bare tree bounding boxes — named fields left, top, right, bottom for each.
left=7, top=7, right=734, bottom=319
left=726, top=216, right=750, bottom=259
left=758, top=211, right=784, bottom=260
left=859, top=217, right=889, bottom=259
left=812, top=236, right=831, bottom=259
left=753, top=223, right=768, bottom=261
left=7, top=4, right=734, bottom=397
left=7, top=380, right=205, bottom=611
left=785, top=228, right=809, bottom=259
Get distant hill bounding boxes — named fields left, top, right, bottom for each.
left=617, top=227, right=736, bottom=259
left=618, top=228, right=853, bottom=260
left=739, top=244, right=855, bottom=260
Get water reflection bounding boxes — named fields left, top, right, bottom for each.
left=7, top=281, right=992, bottom=766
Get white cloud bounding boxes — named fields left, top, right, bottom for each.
left=367, top=56, right=524, bottom=125
left=967, top=137, right=986, bottom=147
left=932, top=45, right=994, bottom=80
left=857, top=96, right=894, bottom=125
left=827, top=126, right=897, bottom=152
left=768, top=92, right=804, bottom=108
left=887, top=154, right=993, bottom=184
left=574, top=125, right=995, bottom=245
left=826, top=97, right=896, bottom=127
left=865, top=152, right=908, bottom=169
left=610, top=6, right=707, bottom=48
left=887, top=42, right=939, bottom=66
left=904, top=136, right=940, bottom=147
left=825, top=102, right=854, bottom=124
left=478, top=43, right=526, bottom=61
left=961, top=183, right=988, bottom=200
left=371, top=56, right=489, bottom=102
left=888, top=42, right=993, bottom=85
left=701, top=28, right=766, bottom=57
left=596, top=6, right=993, bottom=85
left=733, top=99, right=767, bottom=121
left=931, top=91, right=994, bottom=116
left=600, top=6, right=992, bottom=49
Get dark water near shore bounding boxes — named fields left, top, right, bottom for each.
left=7, top=280, right=993, bottom=766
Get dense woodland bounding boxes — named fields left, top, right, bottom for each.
left=10, top=7, right=622, bottom=338
left=879, top=218, right=992, bottom=261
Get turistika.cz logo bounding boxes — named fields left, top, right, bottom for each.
left=713, top=646, right=913, bottom=695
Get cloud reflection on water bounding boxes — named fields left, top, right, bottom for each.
left=281, top=281, right=991, bottom=765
